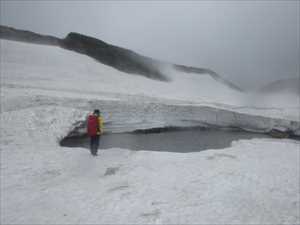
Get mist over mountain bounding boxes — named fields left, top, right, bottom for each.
left=0, top=25, right=242, bottom=90
left=258, top=78, right=300, bottom=95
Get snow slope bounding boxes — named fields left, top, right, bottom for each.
left=1, top=40, right=300, bottom=224
left=1, top=40, right=299, bottom=134
left=1, top=40, right=242, bottom=104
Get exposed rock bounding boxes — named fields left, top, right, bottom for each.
left=0, top=25, right=60, bottom=46
left=60, top=32, right=169, bottom=81
left=269, top=129, right=290, bottom=139
left=174, top=64, right=243, bottom=92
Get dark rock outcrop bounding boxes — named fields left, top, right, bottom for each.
left=269, top=129, right=290, bottom=139
left=174, top=64, right=243, bottom=91
left=60, top=32, right=169, bottom=81
left=0, top=25, right=60, bottom=46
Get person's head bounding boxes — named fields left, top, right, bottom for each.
left=93, top=109, right=100, bottom=116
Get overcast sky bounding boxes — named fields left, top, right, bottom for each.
left=1, top=0, right=299, bottom=89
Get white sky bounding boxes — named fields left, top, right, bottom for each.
left=1, top=0, right=299, bottom=89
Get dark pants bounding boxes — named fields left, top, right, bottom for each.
left=90, top=135, right=100, bottom=155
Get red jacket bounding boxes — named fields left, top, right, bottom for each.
left=87, top=114, right=104, bottom=136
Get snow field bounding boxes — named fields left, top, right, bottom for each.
left=1, top=106, right=299, bottom=224
left=0, top=39, right=299, bottom=224
left=1, top=107, right=299, bottom=224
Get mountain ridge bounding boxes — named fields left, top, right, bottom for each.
left=0, top=25, right=242, bottom=91
left=0, top=25, right=60, bottom=46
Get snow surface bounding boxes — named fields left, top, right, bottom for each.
left=1, top=40, right=300, bottom=224
left=1, top=40, right=299, bottom=121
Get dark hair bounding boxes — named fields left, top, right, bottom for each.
left=94, top=109, right=100, bottom=115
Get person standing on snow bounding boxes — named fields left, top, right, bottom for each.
left=87, top=109, right=104, bottom=156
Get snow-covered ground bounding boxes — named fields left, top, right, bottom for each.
left=0, top=40, right=299, bottom=224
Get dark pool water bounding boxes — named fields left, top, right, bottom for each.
left=60, top=128, right=271, bottom=153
